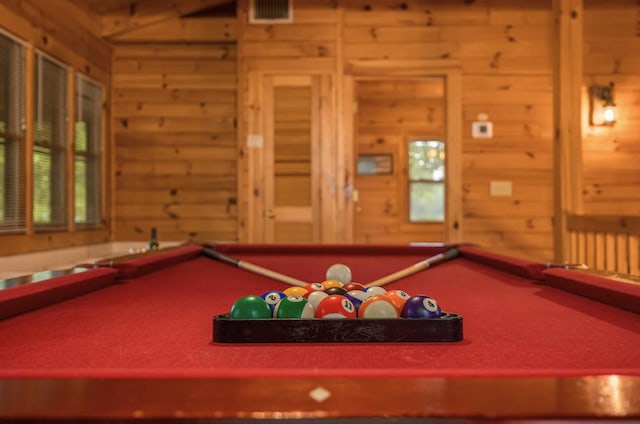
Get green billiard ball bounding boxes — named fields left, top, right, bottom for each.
left=230, top=295, right=272, bottom=319
left=274, top=296, right=315, bottom=318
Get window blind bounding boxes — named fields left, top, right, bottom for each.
left=75, top=75, right=102, bottom=227
left=0, top=32, right=26, bottom=234
left=33, top=53, right=68, bottom=231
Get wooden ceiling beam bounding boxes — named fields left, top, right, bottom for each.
left=100, top=0, right=233, bottom=38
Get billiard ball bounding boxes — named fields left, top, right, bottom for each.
left=359, top=295, right=398, bottom=319
left=283, top=286, right=309, bottom=297
left=304, top=282, right=326, bottom=294
left=306, top=290, right=329, bottom=310
left=274, top=296, right=315, bottom=319
left=364, top=286, right=387, bottom=296
left=261, top=290, right=287, bottom=314
left=401, top=295, right=442, bottom=318
left=230, top=295, right=272, bottom=319
left=343, top=289, right=368, bottom=312
left=325, top=263, right=352, bottom=284
left=384, top=289, right=411, bottom=314
left=321, top=279, right=344, bottom=289
left=325, top=286, right=347, bottom=296
left=315, top=295, right=357, bottom=319
left=342, top=282, right=365, bottom=292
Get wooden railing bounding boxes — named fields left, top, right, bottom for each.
left=566, top=214, right=640, bottom=275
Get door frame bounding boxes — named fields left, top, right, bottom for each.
left=342, top=60, right=463, bottom=244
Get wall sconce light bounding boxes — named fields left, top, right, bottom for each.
left=589, top=83, right=617, bottom=126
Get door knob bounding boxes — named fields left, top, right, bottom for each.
left=264, top=209, right=276, bottom=219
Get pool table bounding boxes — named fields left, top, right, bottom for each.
left=0, top=243, right=639, bottom=421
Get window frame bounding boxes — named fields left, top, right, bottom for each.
left=405, top=137, right=446, bottom=224
left=74, top=74, right=103, bottom=228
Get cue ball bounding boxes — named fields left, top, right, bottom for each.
left=230, top=295, right=272, bottom=319
left=325, top=264, right=352, bottom=285
left=401, top=295, right=442, bottom=318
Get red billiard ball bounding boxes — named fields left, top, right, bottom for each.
left=359, top=295, right=398, bottom=319
left=342, top=282, right=365, bottom=292
left=304, top=282, right=326, bottom=295
left=315, top=295, right=357, bottom=319
left=401, top=295, right=442, bottom=318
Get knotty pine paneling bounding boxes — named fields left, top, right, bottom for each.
left=113, top=40, right=238, bottom=243
left=582, top=0, right=640, bottom=216
left=354, top=79, right=445, bottom=244
left=341, top=0, right=554, bottom=260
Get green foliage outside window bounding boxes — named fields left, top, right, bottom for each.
left=408, top=140, right=445, bottom=222
left=33, top=146, right=51, bottom=223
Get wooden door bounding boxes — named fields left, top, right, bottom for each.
left=262, top=75, right=319, bottom=243
left=244, top=72, right=337, bottom=244
left=353, top=77, right=453, bottom=244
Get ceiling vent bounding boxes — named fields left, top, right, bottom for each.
left=249, top=0, right=293, bottom=23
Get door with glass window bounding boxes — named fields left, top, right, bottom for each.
left=353, top=78, right=448, bottom=244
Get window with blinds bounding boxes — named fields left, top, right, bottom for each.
left=75, top=76, right=102, bottom=227
left=33, top=53, right=68, bottom=230
left=0, top=33, right=25, bottom=234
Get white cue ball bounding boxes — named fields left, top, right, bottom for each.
left=325, top=263, right=352, bottom=285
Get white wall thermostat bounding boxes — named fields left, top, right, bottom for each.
left=472, top=113, right=493, bottom=139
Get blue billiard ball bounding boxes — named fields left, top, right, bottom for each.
left=261, top=290, right=286, bottom=314
left=401, top=295, right=442, bottom=318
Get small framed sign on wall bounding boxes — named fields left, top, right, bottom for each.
left=357, top=154, right=393, bottom=176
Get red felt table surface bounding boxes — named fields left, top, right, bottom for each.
left=0, top=245, right=638, bottom=379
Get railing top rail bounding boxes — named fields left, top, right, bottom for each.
left=567, top=214, right=640, bottom=235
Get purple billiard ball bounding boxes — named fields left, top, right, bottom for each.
left=400, top=295, right=442, bottom=318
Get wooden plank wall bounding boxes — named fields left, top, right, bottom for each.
left=342, top=0, right=556, bottom=260
left=111, top=19, right=238, bottom=242
left=235, top=0, right=558, bottom=260
left=354, top=79, right=446, bottom=244
left=582, top=0, right=640, bottom=216
left=236, top=0, right=339, bottom=243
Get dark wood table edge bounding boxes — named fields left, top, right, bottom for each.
left=0, top=375, right=638, bottom=420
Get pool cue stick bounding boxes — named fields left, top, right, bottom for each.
left=365, top=248, right=460, bottom=288
left=202, top=247, right=308, bottom=288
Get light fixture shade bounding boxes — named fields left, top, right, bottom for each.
left=589, top=83, right=617, bottom=126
